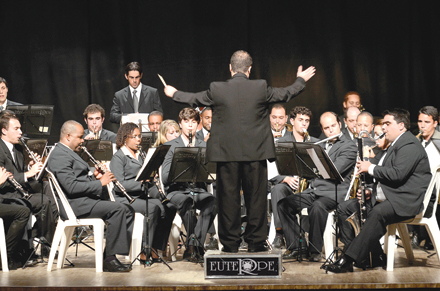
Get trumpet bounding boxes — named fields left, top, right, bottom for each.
left=2, top=167, right=32, bottom=200
left=93, top=126, right=99, bottom=140
left=138, top=146, right=170, bottom=205
left=80, top=146, right=136, bottom=205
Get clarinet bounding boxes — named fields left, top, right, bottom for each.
left=80, top=146, right=136, bottom=205
left=1, top=167, right=32, bottom=200
left=138, top=146, right=170, bottom=205
left=188, top=131, right=193, bottom=147
left=19, top=137, right=42, bottom=163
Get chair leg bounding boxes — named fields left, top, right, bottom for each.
left=386, top=224, right=397, bottom=271
left=213, top=214, right=223, bottom=251
left=323, top=212, right=335, bottom=259
left=425, top=219, right=440, bottom=265
left=129, top=213, right=144, bottom=266
left=47, top=221, right=65, bottom=271
left=397, top=224, right=414, bottom=263
left=93, top=222, right=104, bottom=272
left=0, top=219, right=9, bottom=272
left=57, top=227, right=75, bottom=269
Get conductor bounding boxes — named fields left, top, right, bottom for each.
left=164, top=50, right=315, bottom=252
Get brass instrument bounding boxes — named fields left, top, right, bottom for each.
left=293, top=129, right=312, bottom=193
left=138, top=146, right=170, bottom=205
left=416, top=130, right=422, bottom=139
left=273, top=123, right=283, bottom=139
left=80, top=146, right=136, bottom=204
left=2, top=167, right=33, bottom=200
left=302, top=128, right=311, bottom=142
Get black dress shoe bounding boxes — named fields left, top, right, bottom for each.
left=424, top=240, right=434, bottom=250
left=271, top=236, right=285, bottom=249
left=103, top=258, right=132, bottom=272
left=309, top=252, right=322, bottom=262
left=323, top=256, right=353, bottom=273
left=248, top=244, right=268, bottom=253
left=355, top=253, right=387, bottom=269
left=222, top=246, right=239, bottom=253
left=282, top=248, right=308, bottom=260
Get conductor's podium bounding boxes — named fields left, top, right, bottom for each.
left=204, top=249, right=282, bottom=279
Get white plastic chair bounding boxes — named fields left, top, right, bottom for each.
left=46, top=170, right=105, bottom=272
left=0, top=218, right=9, bottom=272
left=384, top=166, right=440, bottom=271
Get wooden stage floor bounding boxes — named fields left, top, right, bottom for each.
left=2, top=238, right=440, bottom=291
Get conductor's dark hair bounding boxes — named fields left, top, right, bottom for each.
left=178, top=107, right=200, bottom=123
left=83, top=104, right=105, bottom=119
left=290, top=106, right=312, bottom=120
left=0, top=110, right=17, bottom=132
left=116, top=122, right=139, bottom=150
left=419, top=106, right=439, bottom=123
left=125, top=62, right=143, bottom=75
left=382, top=108, right=410, bottom=130
left=0, top=77, right=8, bottom=88
left=230, top=50, right=253, bottom=74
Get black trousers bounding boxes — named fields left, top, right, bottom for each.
left=80, top=200, right=134, bottom=257
left=270, top=183, right=294, bottom=229
left=168, top=190, right=216, bottom=247
left=217, top=160, right=268, bottom=251
left=278, top=190, right=336, bottom=253
left=340, top=199, right=413, bottom=264
left=0, top=201, right=31, bottom=257
left=27, top=193, right=56, bottom=244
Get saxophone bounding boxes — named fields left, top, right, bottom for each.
left=294, top=129, right=311, bottom=193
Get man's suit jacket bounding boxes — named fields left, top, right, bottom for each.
left=173, top=73, right=306, bottom=163
left=269, top=132, right=320, bottom=185
left=110, top=84, right=163, bottom=124
left=306, top=133, right=357, bottom=201
left=47, top=143, right=105, bottom=217
left=0, top=139, right=40, bottom=198
left=372, top=131, right=431, bottom=217
left=195, top=130, right=206, bottom=142
left=110, top=148, right=144, bottom=197
left=161, top=135, right=207, bottom=198
left=83, top=128, right=117, bottom=143
left=341, top=127, right=354, bottom=141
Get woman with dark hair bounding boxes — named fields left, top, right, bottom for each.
left=110, top=122, right=175, bottom=264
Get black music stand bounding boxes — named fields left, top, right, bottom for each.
left=80, top=140, right=113, bottom=168
left=167, top=147, right=214, bottom=266
left=275, top=142, right=343, bottom=262
left=133, top=145, right=172, bottom=270
left=8, top=105, right=54, bottom=137
left=141, top=132, right=158, bottom=149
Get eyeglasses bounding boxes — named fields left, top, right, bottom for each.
left=129, top=134, right=142, bottom=139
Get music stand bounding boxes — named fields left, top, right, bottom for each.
left=8, top=105, right=54, bottom=137
left=275, top=142, right=343, bottom=262
left=121, top=113, right=150, bottom=132
left=167, top=147, right=214, bottom=266
left=141, top=132, right=158, bottom=150
left=133, top=145, right=172, bottom=270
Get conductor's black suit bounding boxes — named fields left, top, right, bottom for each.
left=172, top=73, right=307, bottom=251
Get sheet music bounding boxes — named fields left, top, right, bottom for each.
left=306, top=148, right=330, bottom=179
left=135, top=147, right=157, bottom=181
left=121, top=113, right=150, bottom=132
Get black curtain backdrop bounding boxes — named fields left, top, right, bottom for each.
left=1, top=0, right=439, bottom=142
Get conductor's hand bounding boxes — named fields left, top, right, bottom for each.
left=356, top=188, right=371, bottom=201
left=164, top=85, right=178, bottom=98
left=26, top=162, right=43, bottom=179
left=357, top=160, right=372, bottom=174
left=282, top=176, right=299, bottom=190
left=99, top=171, right=116, bottom=186
left=297, top=65, right=316, bottom=82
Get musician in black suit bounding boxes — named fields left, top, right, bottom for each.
left=110, top=62, right=163, bottom=124
left=0, top=168, right=32, bottom=270
left=341, top=106, right=361, bottom=141
left=161, top=108, right=216, bottom=261
left=326, top=108, right=432, bottom=273
left=110, top=122, right=175, bottom=263
left=47, top=120, right=134, bottom=272
left=278, top=112, right=357, bottom=261
left=269, top=106, right=319, bottom=249
left=270, top=104, right=289, bottom=141
left=83, top=104, right=117, bottom=143
left=164, top=50, right=315, bottom=252
left=195, top=107, right=212, bottom=142
left=0, top=111, right=55, bottom=247
left=0, top=78, right=22, bottom=111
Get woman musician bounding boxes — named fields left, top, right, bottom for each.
left=110, top=123, right=176, bottom=264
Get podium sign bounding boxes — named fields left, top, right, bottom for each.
left=204, top=250, right=282, bottom=279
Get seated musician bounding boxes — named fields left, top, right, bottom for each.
left=270, top=104, right=289, bottom=140
left=277, top=111, right=357, bottom=262
left=269, top=106, right=319, bottom=249
left=47, top=120, right=134, bottom=272
left=161, top=107, right=217, bottom=262
left=148, top=111, right=163, bottom=132
left=110, top=122, right=176, bottom=264
left=0, top=167, right=32, bottom=270
left=326, top=109, right=432, bottom=273
left=0, top=111, right=55, bottom=255
left=152, top=119, right=180, bottom=147
left=83, top=104, right=117, bottom=143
